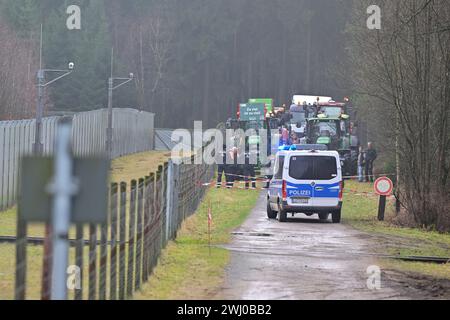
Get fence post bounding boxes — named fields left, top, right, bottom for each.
left=109, top=183, right=118, bottom=300
left=159, top=165, right=166, bottom=252
left=14, top=218, right=27, bottom=300
left=134, top=178, right=144, bottom=291
left=142, top=175, right=150, bottom=282
left=174, top=164, right=180, bottom=239
left=166, top=160, right=173, bottom=244
left=153, top=168, right=162, bottom=270
left=50, top=118, right=75, bottom=300
left=127, top=180, right=137, bottom=298
left=74, top=224, right=84, bottom=300
left=119, top=182, right=127, bottom=300
left=88, top=224, right=97, bottom=300
left=99, top=220, right=108, bottom=300
left=0, top=124, right=5, bottom=210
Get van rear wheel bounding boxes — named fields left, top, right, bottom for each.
left=267, top=202, right=277, bottom=219
left=278, top=210, right=288, bottom=222
left=332, top=210, right=341, bottom=223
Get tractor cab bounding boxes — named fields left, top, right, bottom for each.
left=307, top=118, right=344, bottom=150
left=318, top=102, right=349, bottom=119
left=305, top=116, right=358, bottom=176
left=290, top=110, right=308, bottom=136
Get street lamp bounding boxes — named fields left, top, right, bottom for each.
left=33, top=62, right=75, bottom=155
left=106, top=72, right=134, bottom=160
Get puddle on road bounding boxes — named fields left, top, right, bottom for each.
left=232, top=232, right=274, bottom=238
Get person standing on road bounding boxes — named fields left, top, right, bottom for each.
left=306, top=104, right=317, bottom=118
left=291, top=131, right=300, bottom=145
left=216, top=145, right=228, bottom=188
left=226, top=147, right=239, bottom=188
left=280, top=111, right=291, bottom=127
left=244, top=151, right=257, bottom=190
left=365, top=142, right=378, bottom=182
left=357, top=146, right=366, bottom=183
left=281, top=126, right=290, bottom=145
left=290, top=101, right=303, bottom=113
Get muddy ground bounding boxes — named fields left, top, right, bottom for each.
left=215, top=193, right=450, bottom=300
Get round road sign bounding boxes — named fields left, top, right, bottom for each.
left=374, top=177, right=393, bottom=196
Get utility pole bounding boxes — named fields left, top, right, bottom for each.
left=49, top=118, right=77, bottom=300
left=106, top=47, right=134, bottom=160
left=34, top=25, right=44, bottom=155
left=34, top=49, right=75, bottom=152
left=34, top=24, right=75, bottom=300
left=37, top=61, right=75, bottom=300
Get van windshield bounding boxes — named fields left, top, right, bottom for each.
left=289, top=156, right=337, bottom=180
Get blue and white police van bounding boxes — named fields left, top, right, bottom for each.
left=267, top=145, right=343, bottom=223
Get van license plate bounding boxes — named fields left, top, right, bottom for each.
left=292, top=198, right=309, bottom=204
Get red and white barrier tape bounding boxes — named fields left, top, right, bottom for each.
left=201, top=181, right=398, bottom=197
left=219, top=172, right=396, bottom=181
left=342, top=173, right=396, bottom=180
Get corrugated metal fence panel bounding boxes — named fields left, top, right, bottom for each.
left=0, top=108, right=154, bottom=210
left=111, top=109, right=154, bottom=159
left=0, top=120, right=35, bottom=209
left=72, top=109, right=109, bottom=157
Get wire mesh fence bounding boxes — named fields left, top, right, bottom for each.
left=13, top=151, right=215, bottom=300
left=0, top=108, right=155, bottom=211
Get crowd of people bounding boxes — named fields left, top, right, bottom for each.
left=269, top=101, right=321, bottom=121
left=217, top=101, right=379, bottom=188
left=216, top=145, right=257, bottom=190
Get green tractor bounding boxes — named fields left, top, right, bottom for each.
left=224, top=101, right=280, bottom=180
left=305, top=116, right=358, bottom=176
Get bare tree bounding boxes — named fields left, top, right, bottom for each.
left=347, top=0, right=450, bottom=230
left=128, top=4, right=174, bottom=115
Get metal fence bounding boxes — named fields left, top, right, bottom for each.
left=0, top=108, right=155, bottom=210
left=14, top=151, right=216, bottom=300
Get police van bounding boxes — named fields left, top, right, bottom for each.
left=267, top=145, right=343, bottom=223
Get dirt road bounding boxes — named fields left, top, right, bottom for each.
left=216, top=192, right=447, bottom=300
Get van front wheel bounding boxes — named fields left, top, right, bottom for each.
left=267, top=202, right=277, bottom=219
left=332, top=210, right=341, bottom=223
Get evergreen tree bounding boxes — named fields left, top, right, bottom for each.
left=1, top=0, right=39, bottom=37
left=0, top=0, right=354, bottom=125
left=43, top=0, right=111, bottom=111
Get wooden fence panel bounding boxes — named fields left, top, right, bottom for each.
left=12, top=152, right=214, bottom=300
